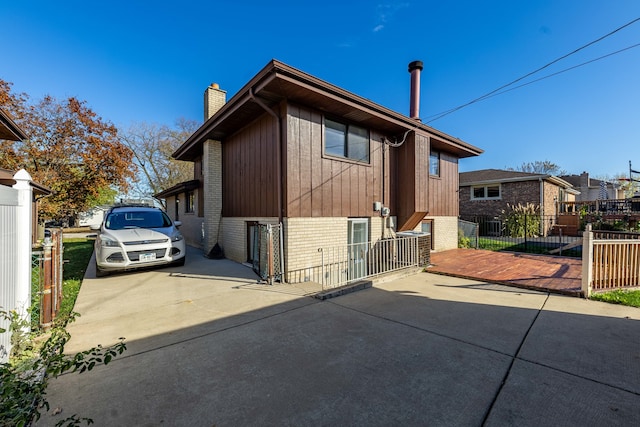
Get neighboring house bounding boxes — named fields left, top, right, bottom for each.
left=560, top=172, right=624, bottom=201
left=459, top=169, right=578, bottom=220
left=161, top=59, right=482, bottom=283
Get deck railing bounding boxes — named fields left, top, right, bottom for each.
left=582, top=225, right=640, bottom=296
left=561, top=198, right=640, bottom=215
left=317, top=235, right=428, bottom=290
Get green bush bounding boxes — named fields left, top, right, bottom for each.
left=1, top=310, right=126, bottom=426
left=458, top=228, right=471, bottom=248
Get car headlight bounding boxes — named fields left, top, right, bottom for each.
left=100, top=237, right=120, bottom=247
left=171, top=233, right=184, bottom=242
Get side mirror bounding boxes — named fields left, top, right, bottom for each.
left=174, top=220, right=182, bottom=227
left=90, top=224, right=101, bottom=231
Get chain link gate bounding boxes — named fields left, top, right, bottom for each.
left=253, top=223, right=283, bottom=285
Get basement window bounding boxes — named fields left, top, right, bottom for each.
left=324, top=118, right=370, bottom=163
left=472, top=185, right=501, bottom=200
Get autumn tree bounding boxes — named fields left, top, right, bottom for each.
left=120, top=118, right=198, bottom=196
left=507, top=160, right=566, bottom=176
left=0, top=79, right=136, bottom=220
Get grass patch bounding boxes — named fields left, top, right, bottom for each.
left=59, top=238, right=95, bottom=322
left=478, top=237, right=513, bottom=251
left=590, top=289, right=640, bottom=308
left=477, top=237, right=581, bottom=257
left=31, top=237, right=95, bottom=328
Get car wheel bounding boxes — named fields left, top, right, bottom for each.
left=174, top=257, right=186, bottom=267
left=95, top=263, right=109, bottom=277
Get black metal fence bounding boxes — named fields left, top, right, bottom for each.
left=459, top=215, right=583, bottom=257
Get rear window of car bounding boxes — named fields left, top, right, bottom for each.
left=105, top=210, right=173, bottom=230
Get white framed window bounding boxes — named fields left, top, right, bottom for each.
left=429, top=151, right=440, bottom=176
left=471, top=184, right=501, bottom=200
left=324, top=118, right=370, bottom=163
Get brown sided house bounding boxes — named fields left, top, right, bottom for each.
left=161, top=60, right=482, bottom=283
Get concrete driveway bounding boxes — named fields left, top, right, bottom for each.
left=38, top=246, right=640, bottom=426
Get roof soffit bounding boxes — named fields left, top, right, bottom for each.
left=174, top=60, right=483, bottom=160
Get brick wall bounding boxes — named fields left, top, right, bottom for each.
left=218, top=215, right=451, bottom=282
left=542, top=181, right=560, bottom=217
left=204, top=84, right=226, bottom=120
left=203, top=140, right=222, bottom=254
left=160, top=193, right=203, bottom=249
left=220, top=217, right=279, bottom=263
left=423, top=216, right=458, bottom=251
left=460, top=181, right=542, bottom=218
left=201, top=83, right=226, bottom=254
left=284, top=217, right=349, bottom=283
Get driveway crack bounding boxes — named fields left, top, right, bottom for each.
left=480, top=292, right=551, bottom=425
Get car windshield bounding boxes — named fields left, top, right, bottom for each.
left=105, top=210, right=172, bottom=230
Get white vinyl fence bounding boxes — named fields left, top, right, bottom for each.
left=0, top=170, right=33, bottom=362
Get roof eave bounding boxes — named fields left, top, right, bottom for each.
left=174, top=60, right=483, bottom=161
left=461, top=174, right=574, bottom=189
left=0, top=109, right=27, bottom=141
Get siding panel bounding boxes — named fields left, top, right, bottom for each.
left=222, top=113, right=279, bottom=217
left=429, top=150, right=459, bottom=216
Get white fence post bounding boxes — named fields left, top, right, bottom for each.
left=581, top=224, right=593, bottom=298
left=13, top=169, right=33, bottom=326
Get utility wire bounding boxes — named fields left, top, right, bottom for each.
left=424, top=16, right=640, bottom=123
left=432, top=42, right=640, bottom=117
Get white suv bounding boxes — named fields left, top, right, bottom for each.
left=94, top=205, right=185, bottom=276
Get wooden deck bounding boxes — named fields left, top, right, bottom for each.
left=428, top=249, right=582, bottom=296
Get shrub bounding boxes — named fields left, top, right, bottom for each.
left=0, top=309, right=126, bottom=426
left=458, top=228, right=472, bottom=248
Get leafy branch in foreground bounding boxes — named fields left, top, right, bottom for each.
left=0, top=309, right=126, bottom=426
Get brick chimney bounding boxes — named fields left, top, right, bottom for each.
left=580, top=171, right=589, bottom=188
left=408, top=60, right=424, bottom=120
left=204, top=83, right=226, bottom=120
left=202, top=83, right=226, bottom=257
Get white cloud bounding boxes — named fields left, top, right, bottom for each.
left=372, top=2, right=409, bottom=32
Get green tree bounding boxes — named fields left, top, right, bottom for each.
left=0, top=79, right=137, bottom=220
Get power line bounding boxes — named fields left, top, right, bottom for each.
left=425, top=17, right=640, bottom=123
left=454, top=42, right=640, bottom=108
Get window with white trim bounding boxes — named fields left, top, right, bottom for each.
left=429, top=151, right=440, bottom=176
left=324, top=118, right=370, bottom=163
left=471, top=184, right=501, bottom=200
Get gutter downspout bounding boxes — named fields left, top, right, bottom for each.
left=250, top=87, right=286, bottom=283
left=540, top=178, right=544, bottom=215
left=249, top=87, right=283, bottom=224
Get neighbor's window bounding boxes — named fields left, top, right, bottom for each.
left=471, top=185, right=501, bottom=200
left=186, top=191, right=195, bottom=213
left=429, top=151, right=440, bottom=176
left=324, top=118, right=369, bottom=163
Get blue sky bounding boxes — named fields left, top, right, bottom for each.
left=2, top=1, right=639, bottom=178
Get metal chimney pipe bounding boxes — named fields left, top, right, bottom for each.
left=408, top=60, right=424, bottom=120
